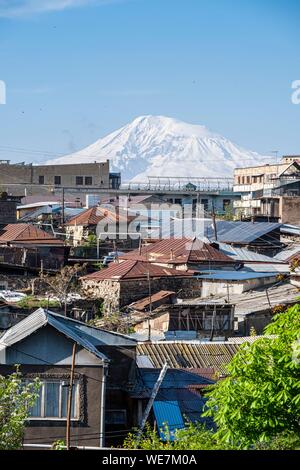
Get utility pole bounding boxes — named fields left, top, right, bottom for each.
left=66, top=343, right=76, bottom=450
left=212, top=203, right=218, bottom=241
left=147, top=271, right=152, bottom=342
left=136, top=362, right=168, bottom=444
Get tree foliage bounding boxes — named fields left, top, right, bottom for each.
left=0, top=369, right=40, bottom=450
left=204, top=304, right=300, bottom=448
left=125, top=304, right=300, bottom=450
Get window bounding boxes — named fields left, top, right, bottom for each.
left=85, top=176, right=93, bottom=186
left=106, top=409, right=127, bottom=425
left=39, top=175, right=44, bottom=185
left=223, top=199, right=231, bottom=211
left=76, top=176, right=83, bottom=186
left=201, top=199, right=209, bottom=211
left=54, top=175, right=61, bottom=185
left=0, top=282, right=7, bottom=290
left=28, top=380, right=79, bottom=420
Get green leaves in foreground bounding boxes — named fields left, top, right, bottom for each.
left=203, top=304, right=300, bottom=448
left=0, top=368, right=40, bottom=450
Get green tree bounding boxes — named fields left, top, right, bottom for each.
left=204, top=303, right=300, bottom=448
left=0, top=369, right=40, bottom=450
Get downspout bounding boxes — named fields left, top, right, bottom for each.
left=99, top=362, right=108, bottom=448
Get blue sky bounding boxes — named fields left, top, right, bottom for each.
left=0, top=0, right=299, bottom=163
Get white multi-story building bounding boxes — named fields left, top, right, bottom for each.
left=233, top=156, right=300, bottom=224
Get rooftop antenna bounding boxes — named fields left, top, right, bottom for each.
left=270, top=150, right=279, bottom=163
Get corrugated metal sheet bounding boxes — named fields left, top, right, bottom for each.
left=0, top=223, right=63, bottom=244
left=66, top=206, right=133, bottom=226
left=0, top=308, right=136, bottom=360
left=274, top=245, right=300, bottom=261
left=227, top=335, right=277, bottom=344
left=196, top=271, right=278, bottom=281
left=82, top=260, right=194, bottom=281
left=218, top=242, right=284, bottom=263
left=153, top=401, right=185, bottom=440
left=121, top=237, right=234, bottom=265
left=0, top=308, right=48, bottom=353
left=280, top=224, right=300, bottom=236
left=167, top=220, right=282, bottom=244
left=137, top=342, right=239, bottom=373
left=129, top=290, right=175, bottom=311
left=164, top=331, right=197, bottom=340
left=242, top=263, right=290, bottom=273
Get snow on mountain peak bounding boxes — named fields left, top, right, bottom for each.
left=44, top=115, right=270, bottom=182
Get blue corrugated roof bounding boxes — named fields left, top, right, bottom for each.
left=153, top=401, right=185, bottom=441
left=196, top=271, right=278, bottom=281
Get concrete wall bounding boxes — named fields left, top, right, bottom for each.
left=0, top=162, right=111, bottom=196
left=280, top=197, right=300, bottom=225
left=0, top=363, right=104, bottom=448
left=201, top=275, right=277, bottom=297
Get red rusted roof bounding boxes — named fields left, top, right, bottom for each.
left=129, top=290, right=176, bottom=311
left=82, top=260, right=195, bottom=281
left=120, top=238, right=234, bottom=265
left=66, top=206, right=134, bottom=226
left=0, top=224, right=64, bottom=245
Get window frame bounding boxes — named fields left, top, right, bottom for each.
left=38, top=175, right=45, bottom=185
left=27, top=379, right=80, bottom=421
left=54, top=175, right=61, bottom=185
left=76, top=176, right=84, bottom=186
left=85, top=176, right=93, bottom=186
left=106, top=409, right=127, bottom=425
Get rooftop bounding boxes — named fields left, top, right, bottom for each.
left=66, top=205, right=134, bottom=226
left=120, top=237, right=235, bottom=265
left=137, top=342, right=239, bottom=373
left=81, top=259, right=195, bottom=281
left=0, top=223, right=64, bottom=245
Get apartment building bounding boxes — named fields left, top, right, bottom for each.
left=0, top=160, right=120, bottom=197
left=233, top=157, right=300, bottom=224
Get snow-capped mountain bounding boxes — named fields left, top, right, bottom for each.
left=44, top=115, right=270, bottom=181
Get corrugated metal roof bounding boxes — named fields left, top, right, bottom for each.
left=212, top=221, right=282, bottom=244
left=281, top=224, right=300, bottom=236
left=168, top=220, right=282, bottom=244
left=121, top=237, right=235, bottom=265
left=153, top=401, right=184, bottom=440
left=196, top=271, right=278, bottom=281
left=218, top=242, right=284, bottom=263
left=82, top=260, right=194, bottom=281
left=66, top=206, right=133, bottom=226
left=137, top=342, right=239, bottom=373
left=274, top=245, right=300, bottom=262
left=0, top=223, right=63, bottom=244
left=227, top=335, right=277, bottom=344
left=242, top=262, right=290, bottom=273
left=0, top=308, right=136, bottom=360
left=129, top=290, right=175, bottom=311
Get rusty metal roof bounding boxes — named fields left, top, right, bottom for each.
left=137, top=342, right=239, bottom=373
left=82, top=260, right=195, bottom=281
left=0, top=224, right=63, bottom=244
left=129, top=290, right=176, bottom=311
left=120, top=237, right=234, bottom=265
left=66, top=206, right=132, bottom=226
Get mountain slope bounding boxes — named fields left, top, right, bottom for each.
left=44, top=115, right=270, bottom=181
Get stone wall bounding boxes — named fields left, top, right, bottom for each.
left=0, top=273, right=35, bottom=291
left=81, top=276, right=202, bottom=313
left=81, top=278, right=121, bottom=312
